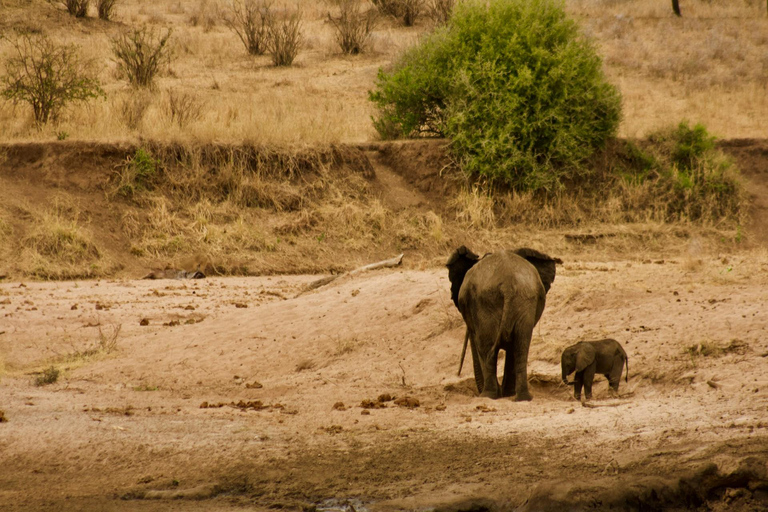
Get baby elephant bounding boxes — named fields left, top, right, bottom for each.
left=561, top=339, right=629, bottom=401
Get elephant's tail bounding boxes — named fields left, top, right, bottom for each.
left=625, top=356, right=629, bottom=383
left=458, top=328, right=469, bottom=376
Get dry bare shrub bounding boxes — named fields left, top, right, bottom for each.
left=118, top=90, right=153, bottom=130
left=401, top=0, right=423, bottom=26
left=329, top=0, right=378, bottom=55
left=111, top=27, right=173, bottom=89
left=372, top=0, right=422, bottom=25
left=265, top=6, right=303, bottom=66
left=222, top=0, right=272, bottom=55
left=96, top=0, right=118, bottom=20
left=426, top=0, right=454, bottom=25
left=189, top=0, right=220, bottom=31
left=165, top=89, right=204, bottom=128
left=53, top=0, right=90, bottom=17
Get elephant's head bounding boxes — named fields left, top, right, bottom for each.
left=446, top=245, right=481, bottom=309
left=514, top=248, right=563, bottom=294
left=561, top=342, right=596, bottom=384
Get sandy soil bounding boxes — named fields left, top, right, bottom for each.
left=1, top=251, right=767, bottom=511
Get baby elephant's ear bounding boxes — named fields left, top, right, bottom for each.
left=575, top=343, right=596, bottom=372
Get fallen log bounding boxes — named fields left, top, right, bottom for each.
left=297, top=253, right=404, bottom=296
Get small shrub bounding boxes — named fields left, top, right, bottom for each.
left=56, top=130, right=69, bottom=140
left=426, top=0, right=454, bottom=25
left=111, top=27, right=173, bottom=88
left=189, top=0, right=219, bottom=31
left=372, top=0, right=423, bottom=25
left=118, top=91, right=153, bottom=130
left=166, top=89, right=204, bottom=128
left=222, top=0, right=272, bottom=55
left=35, top=366, right=60, bottom=386
left=329, top=0, right=378, bottom=55
left=372, top=0, right=403, bottom=18
left=118, top=147, right=158, bottom=197
left=97, top=324, right=121, bottom=353
left=56, top=0, right=90, bottom=17
left=265, top=6, right=302, bottom=66
left=1, top=32, right=105, bottom=125
left=401, top=0, right=423, bottom=26
left=96, top=0, right=118, bottom=20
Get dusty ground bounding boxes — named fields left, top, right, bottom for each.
left=1, top=251, right=767, bottom=511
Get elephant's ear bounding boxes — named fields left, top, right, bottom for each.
left=446, top=246, right=481, bottom=309
left=514, top=247, right=563, bottom=294
left=575, top=343, right=596, bottom=373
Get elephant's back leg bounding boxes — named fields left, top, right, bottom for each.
left=509, top=315, right=535, bottom=401
left=469, top=330, right=484, bottom=394
left=608, top=354, right=625, bottom=391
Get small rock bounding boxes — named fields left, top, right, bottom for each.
left=0, top=409, right=7, bottom=423
left=435, top=404, right=447, bottom=411
left=361, top=410, right=370, bottom=416
left=70, top=304, right=78, bottom=310
left=566, top=408, right=575, bottom=414
left=377, top=393, right=393, bottom=403
left=245, top=381, right=263, bottom=389
left=139, top=318, right=149, bottom=326
left=332, top=402, right=346, bottom=411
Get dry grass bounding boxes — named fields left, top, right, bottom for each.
left=18, top=200, right=109, bottom=279
left=0, top=0, right=763, bottom=142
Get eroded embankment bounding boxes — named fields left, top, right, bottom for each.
left=0, top=138, right=762, bottom=281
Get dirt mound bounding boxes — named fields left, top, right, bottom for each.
left=719, top=139, right=768, bottom=244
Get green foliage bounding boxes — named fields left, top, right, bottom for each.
left=1, top=32, right=105, bottom=125
left=35, top=365, right=60, bottom=386
left=118, top=147, right=158, bottom=197
left=615, top=122, right=743, bottom=223
left=111, top=27, right=173, bottom=89
left=370, top=0, right=622, bottom=190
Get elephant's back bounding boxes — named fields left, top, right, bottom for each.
left=460, top=250, right=543, bottom=301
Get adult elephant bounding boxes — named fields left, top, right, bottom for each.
left=447, top=246, right=561, bottom=400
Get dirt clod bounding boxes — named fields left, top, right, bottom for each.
left=394, top=396, right=420, bottom=409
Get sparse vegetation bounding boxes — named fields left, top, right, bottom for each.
left=117, top=91, right=153, bottom=130
left=96, top=0, right=118, bottom=20
left=1, top=32, right=105, bottom=126
left=222, top=0, right=272, bottom=55
left=117, top=147, right=158, bottom=197
left=111, top=27, right=173, bottom=89
left=373, top=0, right=423, bottom=26
left=370, top=0, right=622, bottom=191
left=35, top=365, right=60, bottom=386
left=55, top=0, right=89, bottom=17
left=329, top=0, right=378, bottom=55
left=165, top=89, right=204, bottom=128
left=265, top=5, right=303, bottom=66
left=426, top=0, right=454, bottom=25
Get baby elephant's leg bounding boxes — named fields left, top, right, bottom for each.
left=582, top=365, right=596, bottom=400
left=573, top=372, right=584, bottom=400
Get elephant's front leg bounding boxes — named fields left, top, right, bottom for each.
left=582, top=363, right=597, bottom=400
left=573, top=372, right=584, bottom=400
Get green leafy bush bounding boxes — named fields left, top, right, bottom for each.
left=370, top=0, right=622, bottom=190
left=615, top=122, right=743, bottom=223
left=117, top=147, right=158, bottom=197
left=1, top=32, right=105, bottom=125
